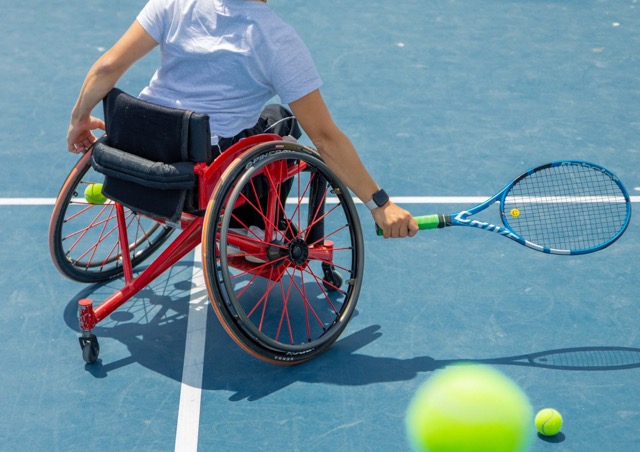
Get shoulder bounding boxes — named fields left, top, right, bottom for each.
left=138, top=0, right=205, bottom=41
left=139, top=0, right=175, bottom=14
left=263, top=11, right=313, bottom=61
left=139, top=0, right=195, bottom=21
left=138, top=0, right=176, bottom=25
left=244, top=5, right=298, bottom=37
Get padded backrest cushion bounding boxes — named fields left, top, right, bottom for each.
left=103, top=88, right=212, bottom=163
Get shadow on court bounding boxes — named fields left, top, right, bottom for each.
left=62, top=263, right=640, bottom=403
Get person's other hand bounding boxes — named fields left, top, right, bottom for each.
left=67, top=116, right=105, bottom=153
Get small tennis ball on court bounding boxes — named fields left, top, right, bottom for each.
left=84, top=183, right=107, bottom=205
left=405, top=364, right=533, bottom=452
left=534, top=408, right=563, bottom=437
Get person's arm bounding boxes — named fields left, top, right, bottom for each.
left=67, top=21, right=159, bottom=153
left=289, top=90, right=418, bottom=238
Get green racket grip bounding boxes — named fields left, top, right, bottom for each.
left=375, top=214, right=448, bottom=236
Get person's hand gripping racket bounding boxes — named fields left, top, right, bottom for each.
left=372, top=201, right=419, bottom=238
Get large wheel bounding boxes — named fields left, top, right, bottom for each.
left=202, top=141, right=364, bottom=365
left=49, top=150, right=174, bottom=283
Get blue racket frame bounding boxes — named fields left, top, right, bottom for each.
left=381, top=160, right=632, bottom=255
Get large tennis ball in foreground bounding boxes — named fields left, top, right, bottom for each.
left=406, top=364, right=533, bottom=452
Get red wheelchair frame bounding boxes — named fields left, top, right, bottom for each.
left=49, top=131, right=365, bottom=365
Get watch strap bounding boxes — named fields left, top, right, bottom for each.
left=365, top=189, right=389, bottom=211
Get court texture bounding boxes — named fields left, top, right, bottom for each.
left=1, top=0, right=639, bottom=450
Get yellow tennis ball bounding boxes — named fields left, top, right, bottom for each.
left=84, top=183, right=107, bottom=205
left=405, top=364, right=533, bottom=452
left=510, top=208, right=520, bottom=218
left=534, top=408, right=563, bottom=437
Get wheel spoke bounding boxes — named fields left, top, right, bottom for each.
left=50, top=153, right=174, bottom=282
left=204, top=143, right=363, bottom=364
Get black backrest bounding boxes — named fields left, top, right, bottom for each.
left=102, top=88, right=212, bottom=164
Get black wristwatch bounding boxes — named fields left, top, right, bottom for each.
left=365, top=189, right=389, bottom=211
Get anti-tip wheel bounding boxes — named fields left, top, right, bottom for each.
left=79, top=334, right=100, bottom=364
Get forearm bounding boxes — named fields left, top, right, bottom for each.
left=288, top=90, right=417, bottom=237
left=71, top=57, right=123, bottom=124
left=289, top=92, right=380, bottom=203
left=313, top=130, right=418, bottom=238
left=312, top=130, right=379, bottom=204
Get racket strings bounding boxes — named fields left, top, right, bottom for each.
left=503, top=163, right=629, bottom=252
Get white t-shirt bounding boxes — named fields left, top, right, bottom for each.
left=136, top=0, right=322, bottom=139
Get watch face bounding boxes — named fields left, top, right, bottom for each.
left=373, top=189, right=389, bottom=206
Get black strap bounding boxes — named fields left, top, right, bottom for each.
left=180, top=111, right=192, bottom=161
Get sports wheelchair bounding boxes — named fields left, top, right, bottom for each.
left=49, top=88, right=364, bottom=365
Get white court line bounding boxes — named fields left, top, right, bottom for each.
left=174, top=245, right=208, bottom=452
left=0, top=198, right=59, bottom=205
left=1, top=196, right=640, bottom=205
left=351, top=196, right=640, bottom=204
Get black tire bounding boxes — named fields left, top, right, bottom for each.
left=49, top=151, right=174, bottom=283
left=202, top=141, right=364, bottom=365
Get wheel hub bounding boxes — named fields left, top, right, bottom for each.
left=288, top=238, right=309, bottom=265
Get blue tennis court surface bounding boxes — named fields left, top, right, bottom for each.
left=2, top=0, right=639, bottom=450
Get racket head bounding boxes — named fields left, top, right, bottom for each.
left=499, top=160, right=631, bottom=255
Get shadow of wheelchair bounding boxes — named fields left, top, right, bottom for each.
left=61, top=260, right=397, bottom=399
left=62, top=260, right=640, bottom=403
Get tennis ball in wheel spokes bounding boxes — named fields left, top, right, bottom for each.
left=405, top=364, right=533, bottom=452
left=535, top=408, right=563, bottom=436
left=84, top=183, right=107, bottom=205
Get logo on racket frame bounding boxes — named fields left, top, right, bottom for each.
left=453, top=211, right=520, bottom=240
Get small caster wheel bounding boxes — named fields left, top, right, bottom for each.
left=322, top=264, right=343, bottom=292
left=79, top=334, right=100, bottom=364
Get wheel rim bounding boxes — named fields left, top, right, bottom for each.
left=205, top=145, right=364, bottom=358
left=50, top=152, right=174, bottom=281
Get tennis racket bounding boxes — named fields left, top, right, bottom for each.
left=377, top=160, right=631, bottom=255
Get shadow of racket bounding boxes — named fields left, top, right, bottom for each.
left=475, top=346, right=640, bottom=371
